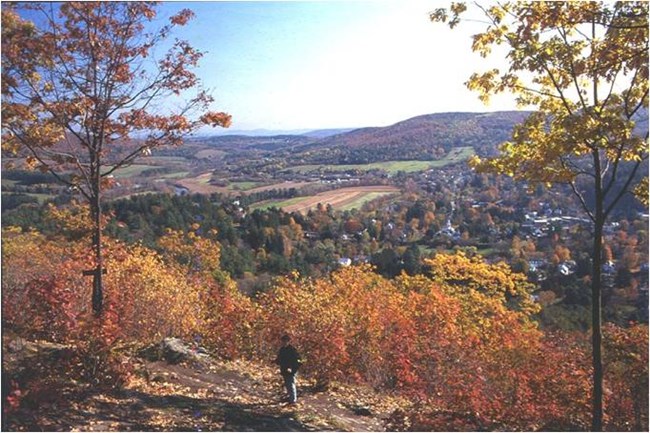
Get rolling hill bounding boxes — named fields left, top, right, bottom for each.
left=189, top=111, right=532, bottom=166
left=292, top=111, right=531, bottom=164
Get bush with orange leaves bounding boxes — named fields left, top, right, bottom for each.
left=1, top=224, right=254, bottom=388
left=2, top=221, right=646, bottom=430
left=2, top=227, right=89, bottom=342
left=257, top=258, right=596, bottom=430
left=603, top=323, right=649, bottom=431
left=2, top=216, right=258, bottom=344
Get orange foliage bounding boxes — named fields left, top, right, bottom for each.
left=254, top=259, right=650, bottom=430
left=2, top=224, right=646, bottom=430
left=1, top=226, right=246, bottom=348
left=2, top=227, right=90, bottom=341
left=256, top=263, right=593, bottom=430
left=202, top=279, right=258, bottom=360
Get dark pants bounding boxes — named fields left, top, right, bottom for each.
left=282, top=372, right=297, bottom=403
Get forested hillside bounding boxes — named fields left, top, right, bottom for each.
left=292, top=111, right=530, bottom=164
left=2, top=222, right=647, bottom=431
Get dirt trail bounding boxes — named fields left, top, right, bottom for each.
left=3, top=344, right=404, bottom=432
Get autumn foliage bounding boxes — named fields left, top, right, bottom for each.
left=257, top=262, right=594, bottom=430
left=2, top=223, right=647, bottom=430
left=2, top=2, right=232, bottom=314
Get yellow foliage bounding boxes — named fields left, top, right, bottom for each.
left=1, top=228, right=235, bottom=346
left=157, top=227, right=221, bottom=277
left=104, top=240, right=206, bottom=342
left=438, top=1, right=648, bottom=210
left=424, top=251, right=540, bottom=316
left=634, top=177, right=649, bottom=207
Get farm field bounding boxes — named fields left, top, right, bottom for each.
left=177, top=172, right=220, bottom=194
left=147, top=156, right=191, bottom=165
left=338, top=192, right=394, bottom=211
left=177, top=174, right=316, bottom=196
left=251, top=196, right=307, bottom=211
left=244, top=181, right=317, bottom=194
left=155, top=170, right=191, bottom=180
left=194, top=149, right=226, bottom=159
left=6, top=192, right=56, bottom=204
left=251, top=185, right=399, bottom=213
left=286, top=147, right=474, bottom=174
left=104, top=156, right=190, bottom=180
left=112, top=164, right=157, bottom=178
left=227, top=181, right=264, bottom=191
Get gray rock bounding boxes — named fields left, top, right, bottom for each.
left=161, top=337, right=191, bottom=364
left=139, top=338, right=211, bottom=366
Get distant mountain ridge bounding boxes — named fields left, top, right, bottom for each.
left=198, top=109, right=646, bottom=162
left=192, top=111, right=534, bottom=164
left=293, top=111, right=532, bottom=164
left=203, top=127, right=356, bottom=138
left=301, top=128, right=356, bottom=138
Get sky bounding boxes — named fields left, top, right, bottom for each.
left=159, top=2, right=519, bottom=131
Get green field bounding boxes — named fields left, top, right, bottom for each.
left=1, top=191, right=55, bottom=204
left=148, top=156, right=191, bottom=164
left=112, top=157, right=191, bottom=179
left=194, top=149, right=226, bottom=159
left=250, top=196, right=306, bottom=211
left=1, top=179, right=19, bottom=187
left=28, top=193, right=56, bottom=204
left=250, top=188, right=398, bottom=213
left=155, top=170, right=191, bottom=179
left=285, top=147, right=474, bottom=174
left=227, top=181, right=263, bottom=191
left=112, top=164, right=156, bottom=178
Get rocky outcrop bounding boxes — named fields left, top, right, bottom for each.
left=138, top=337, right=210, bottom=365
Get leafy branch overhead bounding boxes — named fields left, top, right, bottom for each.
left=1, top=2, right=231, bottom=202
left=432, top=1, right=648, bottom=216
left=431, top=2, right=648, bottom=431
left=2, top=2, right=231, bottom=313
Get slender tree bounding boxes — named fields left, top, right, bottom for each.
left=432, top=2, right=648, bottom=430
left=2, top=2, right=231, bottom=315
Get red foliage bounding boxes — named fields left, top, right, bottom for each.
left=257, top=265, right=600, bottom=430
left=603, top=323, right=649, bottom=431
left=3, top=381, right=23, bottom=415
left=3, top=276, right=80, bottom=343
left=1, top=226, right=647, bottom=430
left=203, top=280, right=258, bottom=360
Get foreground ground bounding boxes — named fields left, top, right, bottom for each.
left=3, top=338, right=406, bottom=431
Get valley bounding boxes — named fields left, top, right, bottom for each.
left=1, top=112, right=515, bottom=212
left=3, top=2, right=648, bottom=431
left=3, top=110, right=648, bottom=331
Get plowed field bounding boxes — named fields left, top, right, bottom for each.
left=256, top=185, right=399, bottom=213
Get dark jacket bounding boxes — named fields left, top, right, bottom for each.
left=275, top=344, right=301, bottom=375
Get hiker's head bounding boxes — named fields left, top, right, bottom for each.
left=281, top=334, right=291, bottom=345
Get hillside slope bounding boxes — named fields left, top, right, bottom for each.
left=294, top=111, right=531, bottom=164
left=3, top=338, right=406, bottom=432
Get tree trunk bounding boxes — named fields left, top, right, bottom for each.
left=92, top=206, right=103, bottom=315
left=591, top=215, right=604, bottom=431
left=91, top=170, right=103, bottom=315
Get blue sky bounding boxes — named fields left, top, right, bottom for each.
left=158, top=2, right=518, bottom=131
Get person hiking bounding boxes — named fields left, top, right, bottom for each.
left=274, top=334, right=302, bottom=404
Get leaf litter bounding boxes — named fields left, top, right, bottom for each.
left=3, top=340, right=408, bottom=431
